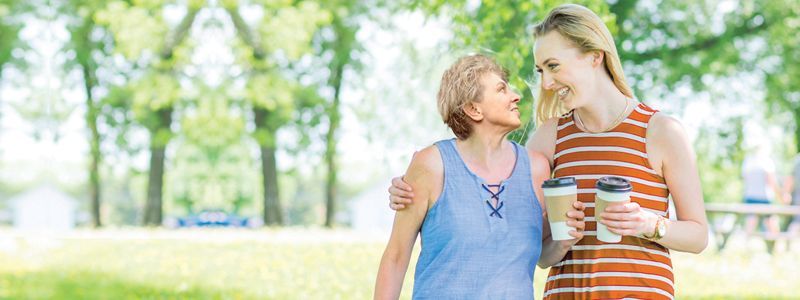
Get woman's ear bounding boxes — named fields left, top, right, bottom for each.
left=591, top=51, right=605, bottom=67
left=463, top=102, right=483, bottom=122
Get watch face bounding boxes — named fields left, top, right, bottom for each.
left=656, top=218, right=666, bottom=237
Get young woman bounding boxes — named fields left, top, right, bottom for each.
left=388, top=4, right=708, bottom=299
left=374, top=54, right=584, bottom=299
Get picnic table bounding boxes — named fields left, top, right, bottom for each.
left=705, top=203, right=800, bottom=253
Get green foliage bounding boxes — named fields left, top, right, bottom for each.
left=182, top=89, right=245, bottom=152
left=410, top=0, right=613, bottom=143
left=762, top=1, right=800, bottom=150
left=94, top=1, right=167, bottom=60
left=168, top=86, right=259, bottom=214
left=229, top=0, right=334, bottom=150
left=0, top=0, right=26, bottom=73
left=167, top=142, right=260, bottom=214
left=258, top=2, right=331, bottom=60
left=694, top=118, right=746, bottom=203
left=246, top=73, right=296, bottom=116
left=132, top=73, right=181, bottom=113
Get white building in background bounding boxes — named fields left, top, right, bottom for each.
left=10, top=184, right=77, bottom=231
left=347, top=178, right=395, bottom=234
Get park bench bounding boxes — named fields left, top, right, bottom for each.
left=705, top=203, right=800, bottom=254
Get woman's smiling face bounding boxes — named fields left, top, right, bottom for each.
left=534, top=30, right=600, bottom=111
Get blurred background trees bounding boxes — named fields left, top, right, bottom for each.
left=0, top=0, right=797, bottom=227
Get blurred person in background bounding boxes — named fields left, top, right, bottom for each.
left=741, top=146, right=783, bottom=234
left=783, top=154, right=800, bottom=233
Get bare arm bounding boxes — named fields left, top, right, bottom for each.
left=375, top=146, right=441, bottom=299
left=784, top=175, right=795, bottom=205
left=524, top=118, right=589, bottom=267
left=601, top=114, right=708, bottom=253
left=765, top=172, right=785, bottom=204
left=526, top=118, right=559, bottom=168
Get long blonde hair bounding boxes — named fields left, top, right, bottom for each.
left=533, top=4, right=634, bottom=124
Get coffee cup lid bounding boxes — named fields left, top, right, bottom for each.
left=542, top=177, right=577, bottom=188
left=595, top=176, right=632, bottom=192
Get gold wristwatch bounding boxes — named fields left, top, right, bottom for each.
left=642, top=216, right=667, bottom=241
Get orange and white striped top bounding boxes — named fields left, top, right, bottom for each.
left=543, top=102, right=674, bottom=300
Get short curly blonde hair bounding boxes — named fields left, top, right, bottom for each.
left=437, top=54, right=508, bottom=140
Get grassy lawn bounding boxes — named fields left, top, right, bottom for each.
left=0, top=228, right=797, bottom=299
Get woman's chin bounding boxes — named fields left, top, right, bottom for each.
left=559, top=97, right=574, bottom=110
left=507, top=119, right=522, bottom=131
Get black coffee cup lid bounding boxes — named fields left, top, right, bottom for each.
left=595, top=176, right=632, bottom=192
left=542, top=177, right=576, bottom=188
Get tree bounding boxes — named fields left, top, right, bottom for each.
left=224, top=0, right=330, bottom=225
left=315, top=0, right=367, bottom=227
left=759, top=1, right=800, bottom=152
left=62, top=0, right=111, bottom=227
left=170, top=84, right=257, bottom=215
left=96, top=0, right=203, bottom=225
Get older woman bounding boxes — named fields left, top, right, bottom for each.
left=374, top=54, right=583, bottom=299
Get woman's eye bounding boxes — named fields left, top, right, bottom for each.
left=548, top=64, right=559, bottom=70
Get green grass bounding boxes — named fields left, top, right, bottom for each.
left=0, top=228, right=797, bottom=299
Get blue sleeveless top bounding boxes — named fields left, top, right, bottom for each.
left=412, top=138, right=543, bottom=299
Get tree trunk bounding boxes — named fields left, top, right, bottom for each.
left=140, top=8, right=198, bottom=226
left=144, top=144, right=166, bottom=226
left=795, top=110, right=800, bottom=154
left=323, top=99, right=339, bottom=227
left=79, top=51, right=102, bottom=228
left=324, top=63, right=345, bottom=228
left=254, top=108, right=283, bottom=225
left=88, top=105, right=102, bottom=227
left=143, top=108, right=172, bottom=226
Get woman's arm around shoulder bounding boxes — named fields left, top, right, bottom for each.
left=526, top=117, right=560, bottom=168
left=531, top=147, right=587, bottom=268
left=528, top=149, right=550, bottom=211
left=374, top=145, right=443, bottom=299
left=647, top=113, right=708, bottom=253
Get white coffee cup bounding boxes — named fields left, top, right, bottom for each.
left=595, top=176, right=632, bottom=243
left=542, top=177, right=577, bottom=241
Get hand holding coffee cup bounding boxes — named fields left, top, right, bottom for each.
left=595, top=176, right=633, bottom=243
left=598, top=187, right=664, bottom=241
left=542, top=177, right=583, bottom=241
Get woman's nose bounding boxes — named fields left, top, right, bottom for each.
left=541, top=73, right=555, bottom=90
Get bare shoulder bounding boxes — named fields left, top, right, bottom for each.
left=405, top=145, right=445, bottom=208
left=648, top=112, right=688, bottom=141
left=646, top=112, right=694, bottom=175
left=406, top=145, right=444, bottom=183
